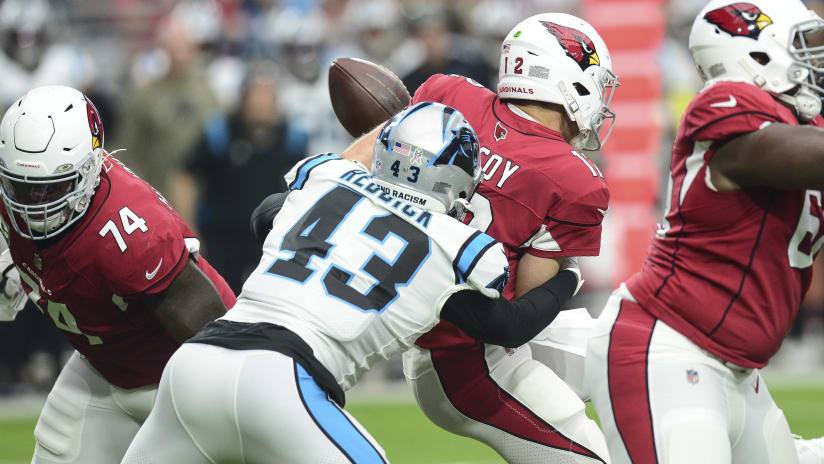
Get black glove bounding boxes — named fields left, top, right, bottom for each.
left=250, top=192, right=290, bottom=244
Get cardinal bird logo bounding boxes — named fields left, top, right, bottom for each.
left=705, top=3, right=773, bottom=40
left=540, top=21, right=600, bottom=71
left=494, top=122, right=508, bottom=141
left=85, top=98, right=104, bottom=150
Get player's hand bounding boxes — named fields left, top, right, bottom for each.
left=0, top=253, right=26, bottom=321
left=560, top=257, right=584, bottom=296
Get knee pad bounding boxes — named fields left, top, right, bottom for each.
left=34, top=385, right=89, bottom=459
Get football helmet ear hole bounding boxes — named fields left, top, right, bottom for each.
left=750, top=52, right=771, bottom=65
left=573, top=83, right=591, bottom=96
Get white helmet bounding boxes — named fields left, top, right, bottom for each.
left=690, top=0, right=824, bottom=121
left=0, top=85, right=105, bottom=240
left=497, top=13, right=619, bottom=152
left=372, top=102, right=481, bottom=219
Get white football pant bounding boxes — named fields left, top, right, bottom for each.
left=31, top=351, right=157, bottom=464
left=585, top=285, right=799, bottom=464
left=403, top=338, right=610, bottom=464
left=121, top=343, right=388, bottom=464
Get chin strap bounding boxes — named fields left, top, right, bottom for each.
left=448, top=198, right=473, bottom=221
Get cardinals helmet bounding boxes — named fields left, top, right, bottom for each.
left=0, top=85, right=105, bottom=240
left=690, top=0, right=824, bottom=120
left=497, top=13, right=619, bottom=152
left=372, top=102, right=481, bottom=219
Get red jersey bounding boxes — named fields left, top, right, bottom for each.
left=626, top=81, right=824, bottom=368
left=412, top=74, right=609, bottom=350
left=1, top=155, right=236, bottom=388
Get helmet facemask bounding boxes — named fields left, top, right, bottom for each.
left=0, top=149, right=102, bottom=239
left=787, top=18, right=824, bottom=120
left=566, top=66, right=620, bottom=151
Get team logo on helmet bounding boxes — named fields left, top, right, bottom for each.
left=540, top=21, right=600, bottom=71
left=85, top=98, right=104, bottom=150
left=704, top=3, right=773, bottom=40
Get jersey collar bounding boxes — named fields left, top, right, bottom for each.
left=492, top=96, right=566, bottom=142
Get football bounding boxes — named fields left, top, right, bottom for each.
left=328, top=57, right=411, bottom=138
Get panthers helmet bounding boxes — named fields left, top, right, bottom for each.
left=371, top=102, right=481, bottom=218
left=690, top=0, right=824, bottom=120
left=497, top=13, right=619, bottom=152
left=0, top=85, right=105, bottom=240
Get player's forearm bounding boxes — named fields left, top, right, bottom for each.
left=339, top=124, right=382, bottom=166
left=514, top=254, right=561, bottom=298
left=714, top=124, right=824, bottom=190
left=440, top=270, right=578, bottom=347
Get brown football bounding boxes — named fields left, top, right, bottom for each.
left=329, top=57, right=411, bottom=138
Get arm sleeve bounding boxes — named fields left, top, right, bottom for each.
left=250, top=191, right=289, bottom=244
left=440, top=269, right=578, bottom=348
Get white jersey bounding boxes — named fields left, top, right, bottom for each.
left=222, top=154, right=509, bottom=390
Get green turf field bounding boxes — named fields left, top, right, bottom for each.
left=1, top=385, right=822, bottom=463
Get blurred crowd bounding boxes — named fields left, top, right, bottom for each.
left=0, top=0, right=821, bottom=394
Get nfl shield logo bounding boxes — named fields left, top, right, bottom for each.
left=33, top=253, right=42, bottom=270
left=686, top=369, right=699, bottom=385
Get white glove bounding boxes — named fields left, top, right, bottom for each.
left=560, top=257, right=584, bottom=296
left=0, top=250, right=27, bottom=321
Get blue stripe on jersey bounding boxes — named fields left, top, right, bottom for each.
left=295, top=364, right=385, bottom=463
left=290, top=154, right=340, bottom=191
left=454, top=232, right=497, bottom=284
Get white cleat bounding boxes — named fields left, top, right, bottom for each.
left=795, top=435, right=824, bottom=464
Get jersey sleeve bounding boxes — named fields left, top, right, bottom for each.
left=504, top=163, right=607, bottom=259
left=411, top=74, right=486, bottom=107
left=452, top=231, right=510, bottom=299
left=96, top=192, right=190, bottom=298
left=683, top=82, right=782, bottom=144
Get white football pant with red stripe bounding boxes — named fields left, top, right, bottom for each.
left=585, top=284, right=799, bottom=464
left=403, top=340, right=610, bottom=463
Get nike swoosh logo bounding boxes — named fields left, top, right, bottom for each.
left=597, top=208, right=608, bottom=216
left=710, top=96, right=737, bottom=108
left=145, top=258, right=163, bottom=280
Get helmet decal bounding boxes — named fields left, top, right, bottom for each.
left=540, top=21, right=600, bottom=71
left=704, top=2, right=773, bottom=40
left=85, top=97, right=103, bottom=150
